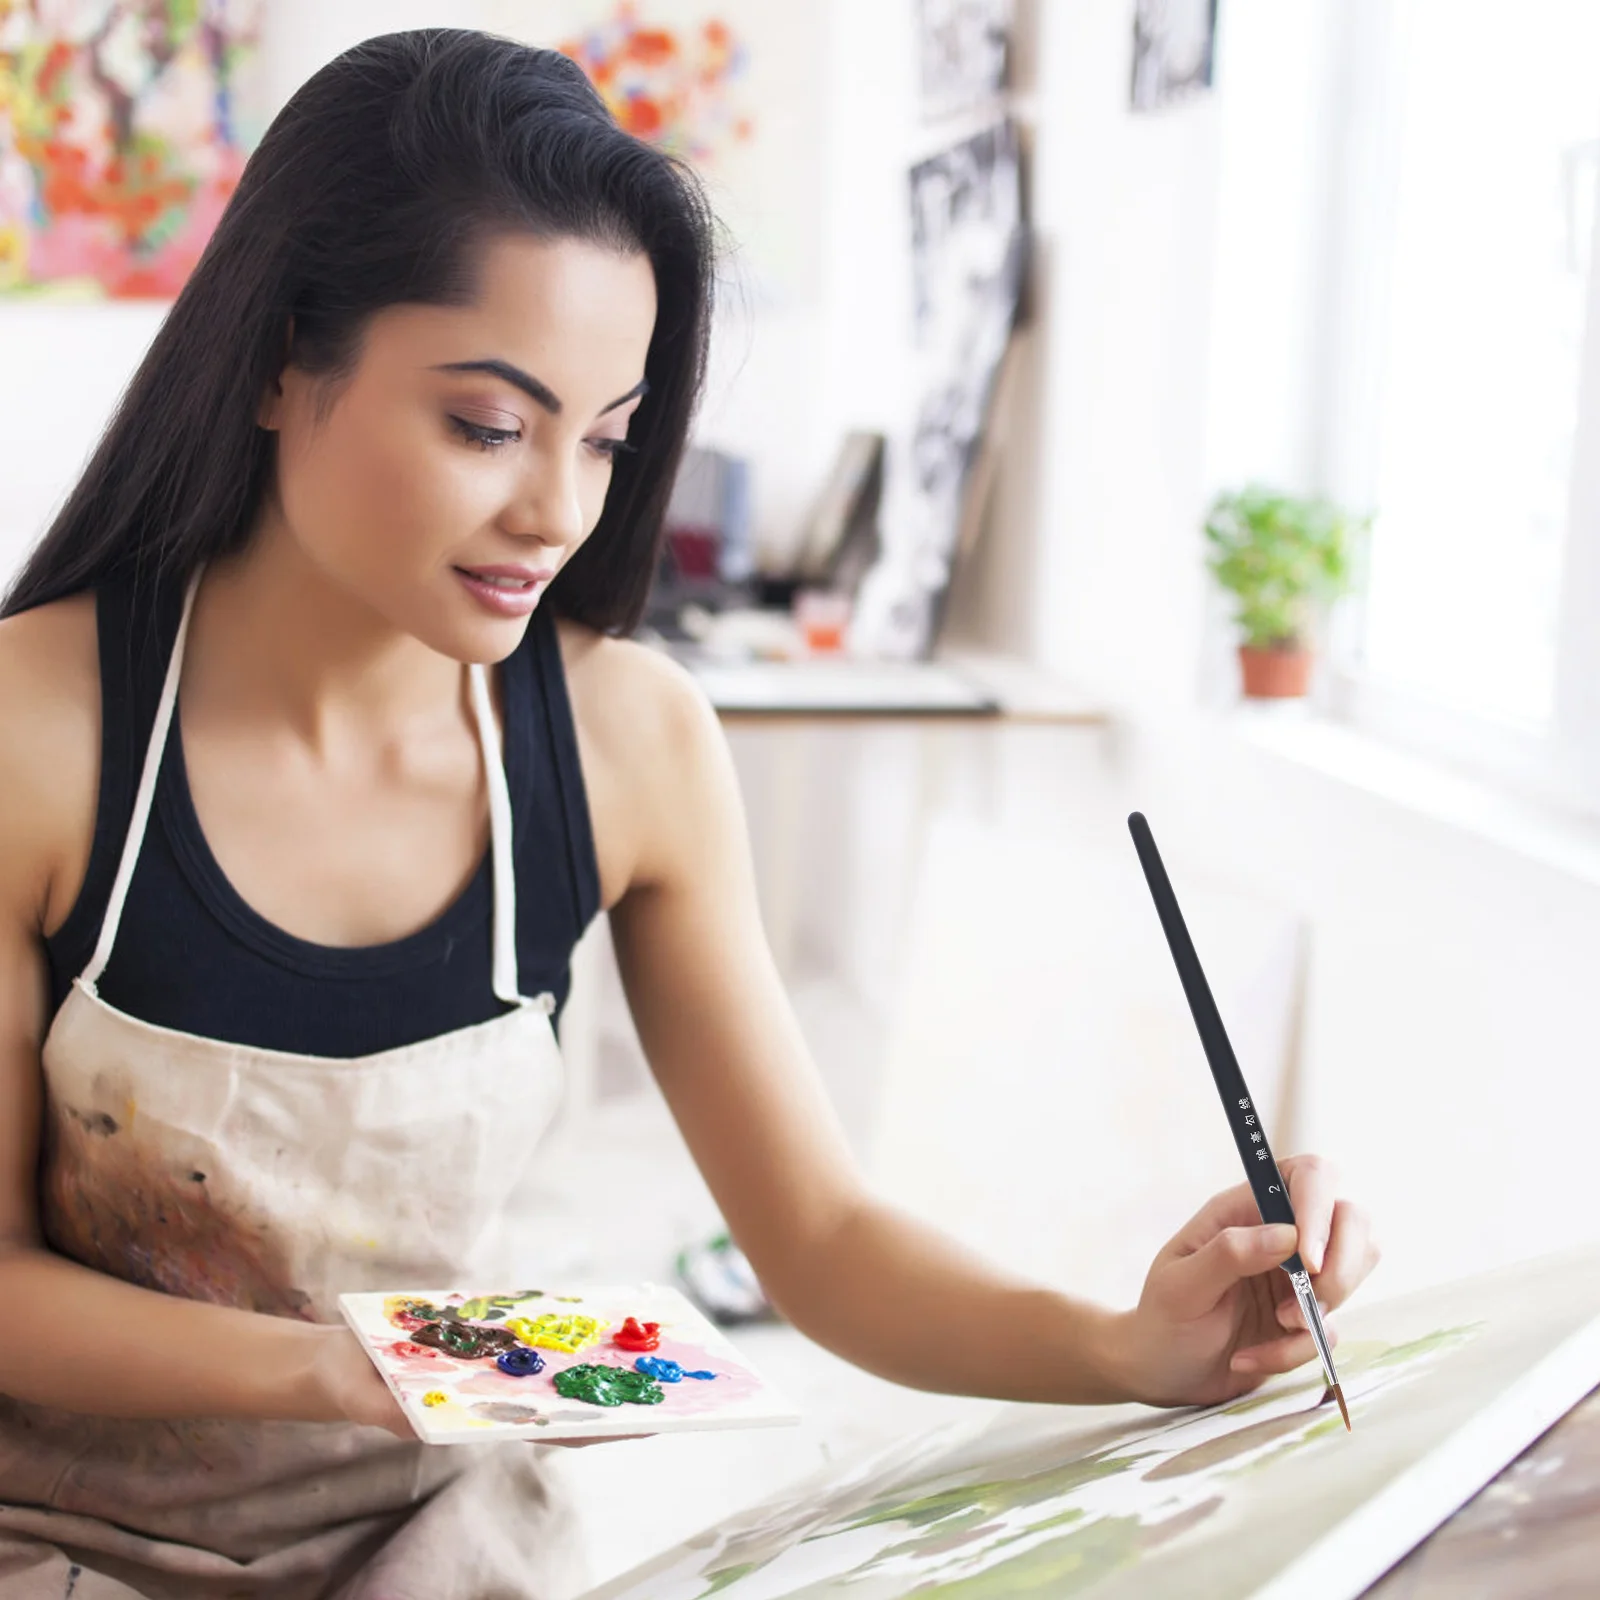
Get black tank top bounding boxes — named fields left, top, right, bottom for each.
left=44, top=574, right=601, bottom=1057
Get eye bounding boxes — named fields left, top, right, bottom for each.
left=448, top=416, right=519, bottom=451
left=586, top=437, right=638, bottom=461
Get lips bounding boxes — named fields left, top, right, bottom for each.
left=453, top=564, right=555, bottom=590
left=453, top=563, right=556, bottom=619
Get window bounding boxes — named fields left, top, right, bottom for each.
left=1327, top=0, right=1600, bottom=797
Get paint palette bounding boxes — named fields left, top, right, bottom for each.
left=338, top=1282, right=800, bottom=1444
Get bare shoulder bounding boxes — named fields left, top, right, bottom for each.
left=0, top=593, right=101, bottom=932
left=553, top=617, right=728, bottom=901
left=555, top=618, right=716, bottom=750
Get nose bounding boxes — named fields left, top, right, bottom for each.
left=502, top=446, right=586, bottom=553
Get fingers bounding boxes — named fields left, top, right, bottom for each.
left=1158, top=1222, right=1299, bottom=1320
left=1166, top=1154, right=1342, bottom=1268
left=1282, top=1154, right=1339, bottom=1273
left=1232, top=1321, right=1339, bottom=1378
left=1313, top=1197, right=1380, bottom=1311
left=1273, top=1196, right=1380, bottom=1327
left=1165, top=1182, right=1268, bottom=1257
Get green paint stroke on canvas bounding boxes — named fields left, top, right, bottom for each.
left=839, top=1448, right=1157, bottom=1535
left=876, top=1505, right=1086, bottom=1567
left=1370, top=1324, right=1482, bottom=1368
left=909, top=1495, right=1224, bottom=1599
left=700, top=1563, right=761, bottom=1596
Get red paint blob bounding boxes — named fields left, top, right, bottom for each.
left=612, top=1317, right=662, bottom=1352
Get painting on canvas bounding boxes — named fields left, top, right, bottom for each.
left=1, top=0, right=267, bottom=298
left=584, top=1247, right=1600, bottom=1599
left=340, top=1282, right=799, bottom=1445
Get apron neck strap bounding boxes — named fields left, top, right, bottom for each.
left=82, top=570, right=201, bottom=992
left=467, top=661, right=526, bottom=1006
left=81, top=571, right=528, bottom=1007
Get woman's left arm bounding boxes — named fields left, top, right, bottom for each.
left=597, top=650, right=1378, bottom=1409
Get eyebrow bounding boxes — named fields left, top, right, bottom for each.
left=429, top=359, right=649, bottom=417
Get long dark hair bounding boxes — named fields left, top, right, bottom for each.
left=2, top=29, right=715, bottom=634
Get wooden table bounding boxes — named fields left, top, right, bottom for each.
left=1366, top=1386, right=1600, bottom=1596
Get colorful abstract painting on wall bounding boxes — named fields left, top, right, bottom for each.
left=0, top=0, right=265, bottom=300
left=558, top=2, right=752, bottom=167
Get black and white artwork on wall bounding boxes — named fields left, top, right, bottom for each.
left=916, top=0, right=1012, bottom=120
left=850, top=120, right=1026, bottom=661
left=1130, top=0, right=1218, bottom=112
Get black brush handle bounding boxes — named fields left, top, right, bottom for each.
left=1127, top=812, right=1306, bottom=1275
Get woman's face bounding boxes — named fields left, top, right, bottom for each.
left=259, top=231, right=658, bottom=661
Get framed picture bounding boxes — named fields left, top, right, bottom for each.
left=850, top=121, right=1027, bottom=661
left=916, top=0, right=1012, bottom=120
left=1130, top=0, right=1219, bottom=113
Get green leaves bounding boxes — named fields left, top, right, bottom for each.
left=1203, top=485, right=1369, bottom=650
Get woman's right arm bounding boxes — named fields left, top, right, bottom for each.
left=0, top=598, right=406, bottom=1435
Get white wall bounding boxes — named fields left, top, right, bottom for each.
left=1022, top=0, right=1221, bottom=710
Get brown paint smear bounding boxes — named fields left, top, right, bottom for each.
left=40, top=1101, right=311, bottom=1318
left=1144, top=1406, right=1332, bottom=1480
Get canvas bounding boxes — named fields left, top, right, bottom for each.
left=340, top=1282, right=798, bottom=1445
left=583, top=1246, right=1600, bottom=1599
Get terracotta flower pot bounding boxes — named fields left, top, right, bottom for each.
left=1238, top=642, right=1312, bottom=699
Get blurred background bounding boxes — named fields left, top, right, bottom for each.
left=5, top=0, right=1600, bottom=1584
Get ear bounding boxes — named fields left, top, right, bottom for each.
left=256, top=315, right=295, bottom=431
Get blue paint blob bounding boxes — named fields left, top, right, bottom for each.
left=634, top=1355, right=716, bottom=1383
left=497, top=1347, right=546, bottom=1377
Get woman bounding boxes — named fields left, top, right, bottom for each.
left=0, top=28, right=1378, bottom=1599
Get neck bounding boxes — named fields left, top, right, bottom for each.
left=186, top=517, right=469, bottom=749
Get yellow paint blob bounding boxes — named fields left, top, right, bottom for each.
left=422, top=1390, right=448, bottom=1407
left=504, top=1313, right=608, bottom=1353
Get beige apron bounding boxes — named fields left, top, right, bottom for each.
left=0, top=576, right=590, bottom=1599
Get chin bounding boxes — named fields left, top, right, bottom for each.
left=442, top=610, right=538, bottom=667
left=393, top=584, right=540, bottom=666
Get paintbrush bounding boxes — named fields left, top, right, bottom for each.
left=1127, top=811, right=1350, bottom=1431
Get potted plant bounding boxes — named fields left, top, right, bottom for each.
left=1203, top=485, right=1368, bottom=699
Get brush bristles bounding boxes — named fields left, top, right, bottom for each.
left=1333, top=1383, right=1351, bottom=1431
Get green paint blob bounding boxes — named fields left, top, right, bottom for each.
left=553, top=1363, right=665, bottom=1408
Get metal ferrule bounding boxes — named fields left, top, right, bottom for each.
left=1287, top=1268, right=1339, bottom=1391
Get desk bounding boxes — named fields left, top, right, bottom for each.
left=1366, top=1385, right=1600, bottom=1596
left=678, top=645, right=1108, bottom=727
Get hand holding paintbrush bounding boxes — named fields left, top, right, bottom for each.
left=1102, top=813, right=1379, bottom=1422
left=1107, top=1152, right=1372, bottom=1415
